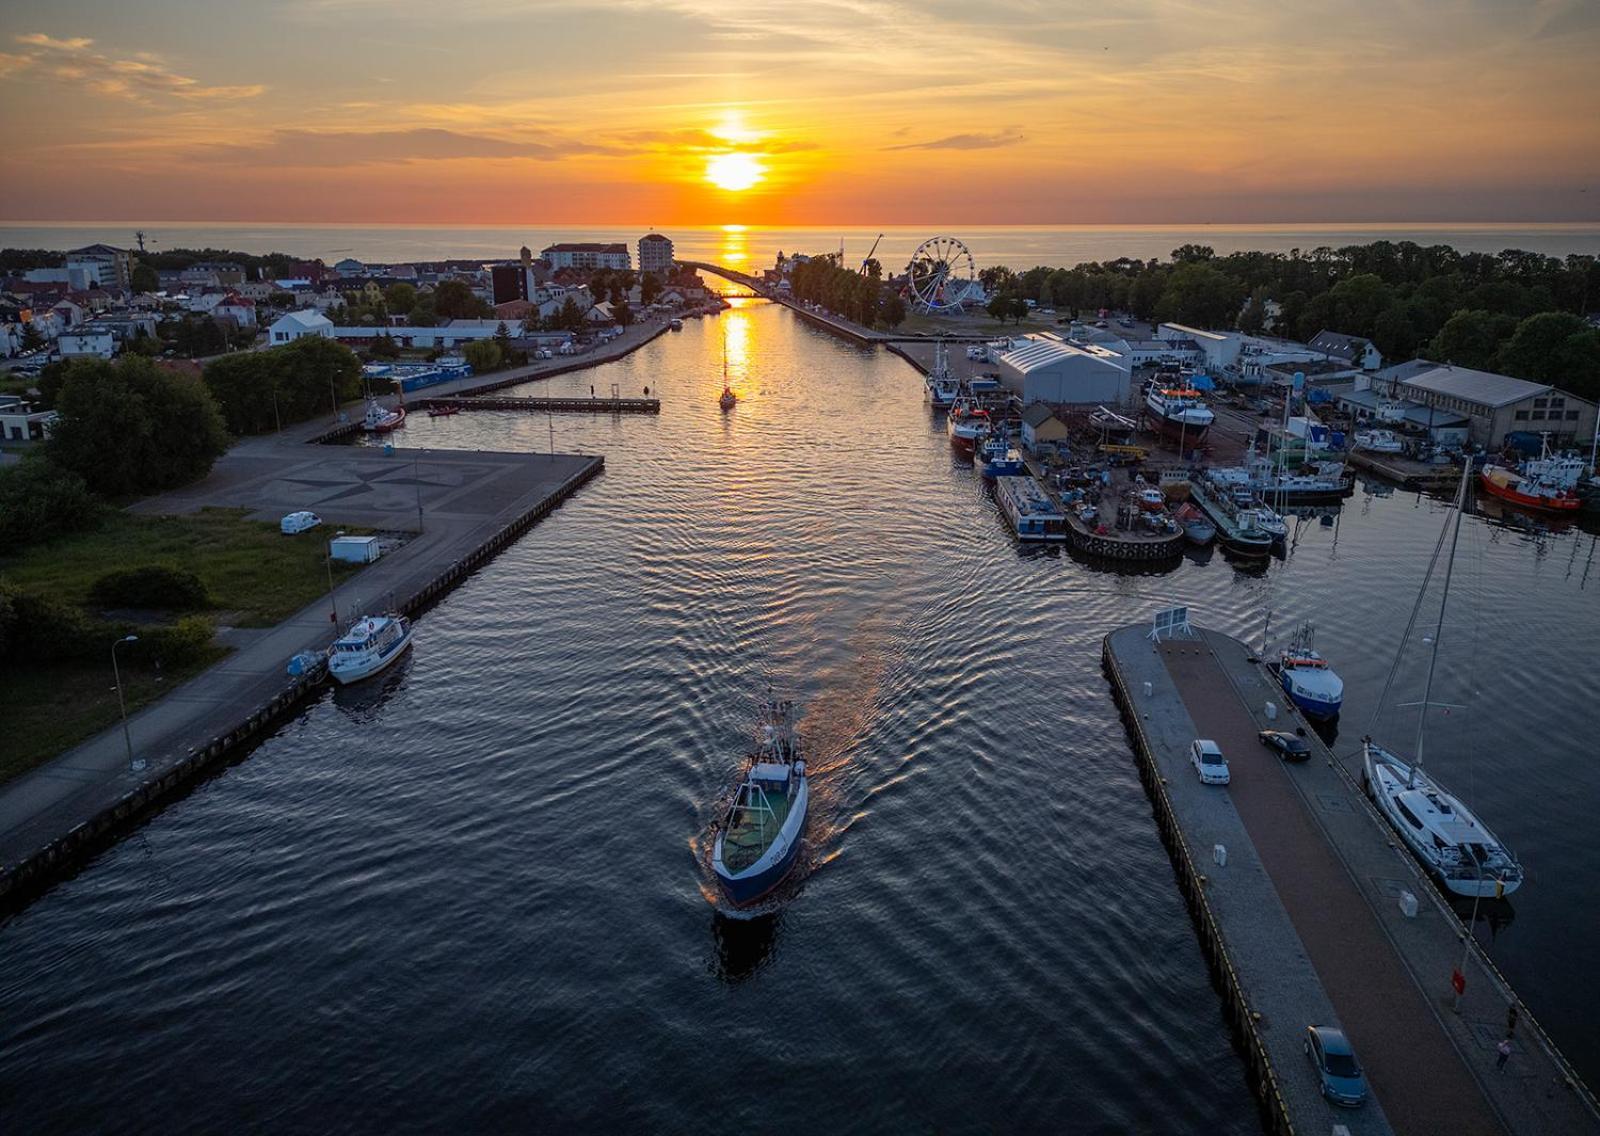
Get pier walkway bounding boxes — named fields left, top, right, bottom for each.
left=1105, top=621, right=1598, bottom=1136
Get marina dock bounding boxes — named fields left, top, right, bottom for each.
left=1347, top=448, right=1462, bottom=490
left=1104, top=617, right=1599, bottom=1136
left=416, top=394, right=660, bottom=414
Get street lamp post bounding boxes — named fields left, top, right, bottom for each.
left=112, top=634, right=142, bottom=771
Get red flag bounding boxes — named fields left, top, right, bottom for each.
left=1451, top=968, right=1466, bottom=996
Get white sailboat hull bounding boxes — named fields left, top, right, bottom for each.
left=1362, top=742, right=1522, bottom=898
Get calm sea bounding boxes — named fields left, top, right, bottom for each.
left=1, top=301, right=1597, bottom=1131
left=4, top=223, right=1600, bottom=270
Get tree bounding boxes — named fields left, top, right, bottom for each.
left=203, top=336, right=361, bottom=434
left=0, top=456, right=102, bottom=551
left=1171, top=244, right=1216, bottom=263
left=383, top=282, right=417, bottom=314
left=130, top=262, right=160, bottom=294
left=1155, top=263, right=1246, bottom=329
left=879, top=294, right=907, bottom=329
left=47, top=357, right=229, bottom=497
left=493, top=321, right=513, bottom=354
left=555, top=297, right=586, bottom=332
left=1495, top=312, right=1594, bottom=383
left=433, top=279, right=490, bottom=319
left=1425, top=309, right=1518, bottom=371
left=615, top=303, right=635, bottom=328
left=1371, top=303, right=1422, bottom=361
left=20, top=321, right=44, bottom=352
left=463, top=340, right=503, bottom=373
left=368, top=333, right=401, bottom=360
left=1237, top=287, right=1268, bottom=333
left=639, top=272, right=662, bottom=306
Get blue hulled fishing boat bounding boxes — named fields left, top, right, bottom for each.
left=713, top=700, right=809, bottom=907
left=1275, top=623, right=1343, bottom=719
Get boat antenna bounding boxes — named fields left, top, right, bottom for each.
left=1410, top=462, right=1470, bottom=785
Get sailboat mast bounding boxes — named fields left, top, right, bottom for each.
left=1412, top=464, right=1470, bottom=781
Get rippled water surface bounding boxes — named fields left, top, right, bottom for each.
left=3, top=301, right=1597, bottom=1132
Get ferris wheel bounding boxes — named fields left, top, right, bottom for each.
left=905, top=236, right=977, bottom=313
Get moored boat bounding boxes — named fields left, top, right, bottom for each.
left=1352, top=429, right=1405, bottom=454
left=1173, top=503, right=1215, bottom=546
left=994, top=475, right=1066, bottom=540
left=712, top=700, right=809, bottom=907
left=1274, top=623, right=1343, bottom=719
left=1362, top=464, right=1522, bottom=898
left=925, top=339, right=960, bottom=408
left=982, top=448, right=1026, bottom=478
left=427, top=404, right=459, bottom=417
left=1478, top=463, right=1580, bottom=513
left=362, top=396, right=406, bottom=433
left=327, top=612, right=413, bottom=684
left=946, top=398, right=990, bottom=450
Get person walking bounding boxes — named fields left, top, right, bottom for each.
left=1496, top=1037, right=1513, bottom=1072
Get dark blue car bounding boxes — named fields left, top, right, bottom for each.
left=1305, top=1025, right=1368, bottom=1107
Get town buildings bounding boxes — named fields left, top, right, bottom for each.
left=541, top=243, right=631, bottom=271
left=268, top=310, right=335, bottom=344
left=65, top=244, right=133, bottom=291
left=1349, top=360, right=1597, bottom=449
left=638, top=233, right=674, bottom=275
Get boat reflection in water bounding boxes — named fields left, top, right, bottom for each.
left=330, top=651, right=413, bottom=721
left=710, top=910, right=781, bottom=984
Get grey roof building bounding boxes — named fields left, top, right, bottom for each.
left=1361, top=360, right=1596, bottom=448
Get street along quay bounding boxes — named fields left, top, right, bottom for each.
left=0, top=440, right=602, bottom=909
left=1103, top=614, right=1599, bottom=1136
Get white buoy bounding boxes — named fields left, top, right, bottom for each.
left=1213, top=844, right=1228, bottom=867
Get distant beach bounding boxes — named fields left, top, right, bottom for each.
left=3, top=222, right=1598, bottom=269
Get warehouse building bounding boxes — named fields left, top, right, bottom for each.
left=997, top=334, right=1131, bottom=406
left=1361, top=360, right=1597, bottom=449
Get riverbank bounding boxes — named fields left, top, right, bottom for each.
left=0, top=449, right=602, bottom=908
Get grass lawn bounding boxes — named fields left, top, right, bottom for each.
left=0, top=649, right=229, bottom=784
left=897, top=311, right=1069, bottom=337
left=1, top=507, right=368, bottom=627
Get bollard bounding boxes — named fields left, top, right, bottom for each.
left=1143, top=681, right=1153, bottom=697
left=1399, top=890, right=1418, bottom=918
left=1213, top=844, right=1228, bottom=867
left=1264, top=700, right=1277, bottom=720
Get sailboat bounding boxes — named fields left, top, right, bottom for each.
left=718, top=332, right=737, bottom=411
left=1362, top=465, right=1523, bottom=898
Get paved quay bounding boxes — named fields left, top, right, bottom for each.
left=0, top=444, right=600, bottom=891
left=1105, top=621, right=1599, bottom=1136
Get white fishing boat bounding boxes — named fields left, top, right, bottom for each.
left=327, top=612, right=413, bottom=684
left=1362, top=466, right=1522, bottom=898
left=946, top=397, right=990, bottom=450
left=1352, top=429, right=1404, bottom=454
left=925, top=339, right=960, bottom=407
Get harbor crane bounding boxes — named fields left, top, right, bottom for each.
left=859, top=232, right=884, bottom=275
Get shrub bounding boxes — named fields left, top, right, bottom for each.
left=138, top=615, right=215, bottom=666
left=0, top=458, right=103, bottom=551
left=88, top=565, right=210, bottom=611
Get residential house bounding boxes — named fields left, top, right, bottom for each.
left=58, top=331, right=117, bottom=359
left=1020, top=403, right=1071, bottom=454
left=1309, top=330, right=1382, bottom=371
left=214, top=294, right=258, bottom=328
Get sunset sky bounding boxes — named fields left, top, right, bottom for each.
left=2, top=0, right=1597, bottom=225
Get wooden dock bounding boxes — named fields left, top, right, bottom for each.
left=417, top=394, right=660, bottom=415
left=1347, top=449, right=1459, bottom=489
left=1104, top=619, right=1599, bottom=1136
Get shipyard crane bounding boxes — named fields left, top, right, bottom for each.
left=859, top=232, right=884, bottom=275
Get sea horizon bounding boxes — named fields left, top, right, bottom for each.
left=5, top=221, right=1599, bottom=270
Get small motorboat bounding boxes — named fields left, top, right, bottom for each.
left=427, top=404, right=460, bottom=418
left=361, top=396, right=406, bottom=433
left=718, top=332, right=737, bottom=411
left=1136, top=486, right=1167, bottom=512
left=1352, top=429, right=1405, bottom=454
left=327, top=612, right=412, bottom=685
left=669, top=318, right=684, bottom=330
left=1174, top=503, right=1215, bottom=546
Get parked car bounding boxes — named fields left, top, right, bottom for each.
left=1304, top=1025, right=1368, bottom=1107
left=1189, top=739, right=1230, bottom=785
left=1259, top=729, right=1312, bottom=762
left=280, top=511, right=322, bottom=535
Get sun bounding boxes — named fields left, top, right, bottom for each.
left=706, top=152, right=763, bottom=192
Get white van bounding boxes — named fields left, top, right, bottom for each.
left=280, top=511, right=322, bottom=535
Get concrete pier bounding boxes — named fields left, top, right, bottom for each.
left=1104, top=620, right=1599, bottom=1136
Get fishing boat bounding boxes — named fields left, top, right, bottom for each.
left=1143, top=381, right=1214, bottom=443
left=1136, top=486, right=1167, bottom=512
left=925, top=340, right=960, bottom=408
left=1362, top=466, right=1522, bottom=898
left=982, top=448, right=1026, bottom=478
left=668, top=318, right=683, bottom=330
left=1089, top=405, right=1138, bottom=443
left=946, top=398, right=990, bottom=451
left=426, top=404, right=459, bottom=418
left=712, top=700, right=809, bottom=907
left=1274, top=623, right=1343, bottom=720
left=361, top=394, right=406, bottom=433
left=1255, top=504, right=1289, bottom=543
left=1352, top=429, right=1405, bottom=454
left=1174, top=503, right=1215, bottom=546
left=1479, top=435, right=1582, bottom=513
left=327, top=612, right=413, bottom=685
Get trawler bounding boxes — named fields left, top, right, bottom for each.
left=712, top=700, right=810, bottom=907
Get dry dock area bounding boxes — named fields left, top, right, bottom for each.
left=1104, top=620, right=1598, bottom=1136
